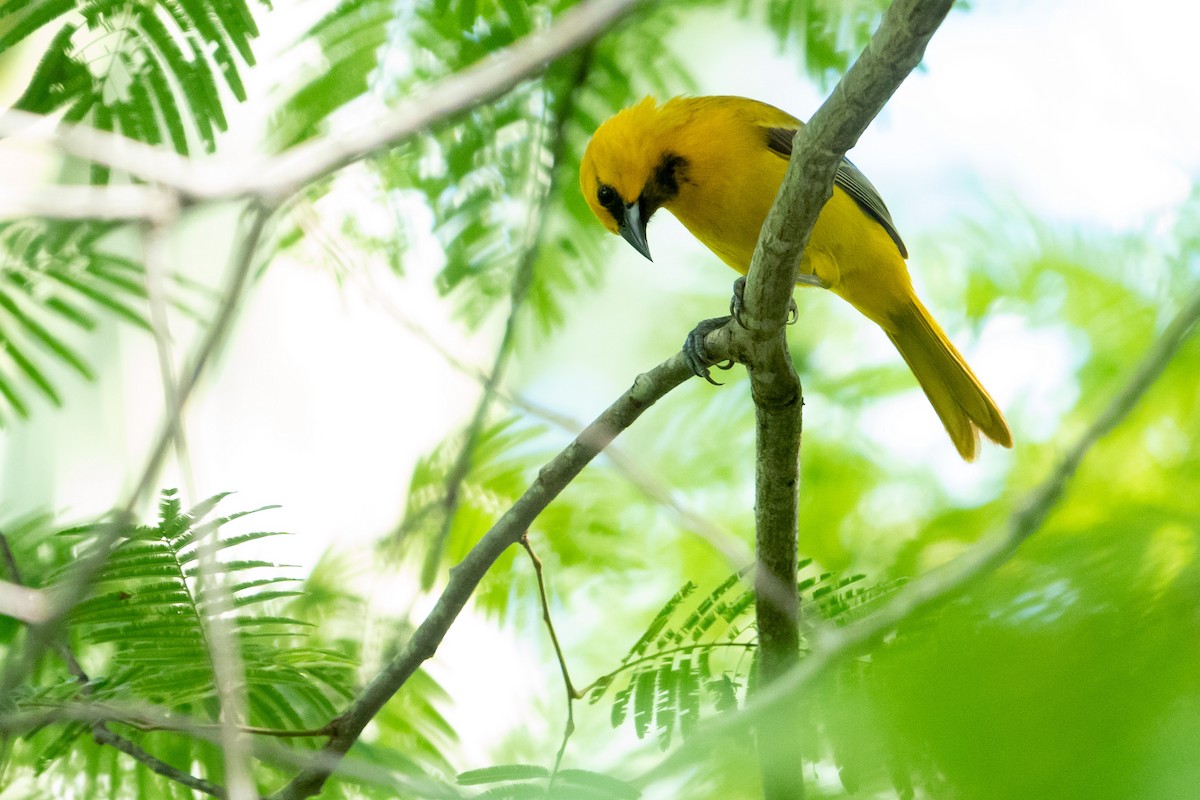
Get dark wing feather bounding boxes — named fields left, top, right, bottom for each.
left=764, top=126, right=908, bottom=258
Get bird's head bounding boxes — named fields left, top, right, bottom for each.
left=580, top=97, right=688, bottom=262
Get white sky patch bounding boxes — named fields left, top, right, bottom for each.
left=878, top=0, right=1200, bottom=231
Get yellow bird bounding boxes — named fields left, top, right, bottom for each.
left=580, top=95, right=1012, bottom=461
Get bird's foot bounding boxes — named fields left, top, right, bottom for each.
left=729, top=275, right=801, bottom=327
left=683, top=315, right=736, bottom=385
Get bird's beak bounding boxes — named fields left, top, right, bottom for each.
left=618, top=199, right=652, bottom=261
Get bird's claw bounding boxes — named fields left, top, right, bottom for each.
left=729, top=275, right=799, bottom=327
left=730, top=276, right=747, bottom=328
left=684, top=315, right=734, bottom=385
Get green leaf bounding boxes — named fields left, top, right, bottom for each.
left=554, top=770, right=641, bottom=800
left=182, top=559, right=284, bottom=578
left=6, top=0, right=259, bottom=167
left=0, top=289, right=92, bottom=379
left=655, top=661, right=677, bottom=749
left=632, top=669, right=656, bottom=740
left=0, top=373, right=30, bottom=418
left=19, top=489, right=364, bottom=788
left=3, top=333, right=61, bottom=406
left=457, top=764, right=550, bottom=786
left=0, top=0, right=75, bottom=52
left=41, top=269, right=149, bottom=330
left=677, top=656, right=700, bottom=737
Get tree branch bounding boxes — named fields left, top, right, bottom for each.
left=0, top=186, right=179, bottom=222
left=0, top=0, right=645, bottom=212
left=91, top=726, right=232, bottom=800
left=699, top=1, right=958, bottom=796
left=270, top=353, right=704, bottom=800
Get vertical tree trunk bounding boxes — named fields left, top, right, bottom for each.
left=751, top=363, right=804, bottom=799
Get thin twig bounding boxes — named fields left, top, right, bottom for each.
left=142, top=213, right=197, bottom=498
left=519, top=534, right=577, bottom=777
left=91, top=726, right=231, bottom=800
left=79, top=707, right=331, bottom=739
left=270, top=350, right=707, bottom=800
left=1, top=536, right=232, bottom=799
left=133, top=203, right=272, bottom=507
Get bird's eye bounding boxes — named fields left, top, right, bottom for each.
left=596, top=184, right=620, bottom=210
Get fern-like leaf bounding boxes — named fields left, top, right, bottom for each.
left=457, top=764, right=639, bottom=799
left=0, top=220, right=212, bottom=424
left=17, top=489, right=356, bottom=794
left=590, top=561, right=903, bottom=749
left=273, top=0, right=695, bottom=335
left=4, top=0, right=262, bottom=164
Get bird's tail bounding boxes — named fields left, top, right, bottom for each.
left=885, top=298, right=1012, bottom=461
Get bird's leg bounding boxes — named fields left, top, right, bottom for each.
left=683, top=316, right=736, bottom=385
left=729, top=276, right=750, bottom=327
left=687, top=272, right=828, bottom=385
left=730, top=275, right=820, bottom=328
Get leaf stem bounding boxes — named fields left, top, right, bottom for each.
left=520, top=534, right=577, bottom=778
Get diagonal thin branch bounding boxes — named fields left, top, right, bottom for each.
left=519, top=534, right=578, bottom=778
left=270, top=351, right=707, bottom=800
left=1, top=535, right=232, bottom=799
left=0, top=0, right=645, bottom=210
left=142, top=216, right=196, bottom=499
left=90, top=726, right=230, bottom=799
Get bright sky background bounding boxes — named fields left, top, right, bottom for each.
left=3, top=0, right=1199, bottom=779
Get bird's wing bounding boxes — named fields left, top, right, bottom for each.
left=764, top=126, right=908, bottom=259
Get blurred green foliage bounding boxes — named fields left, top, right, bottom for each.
left=0, top=220, right=212, bottom=427
left=1, top=0, right=264, bottom=162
